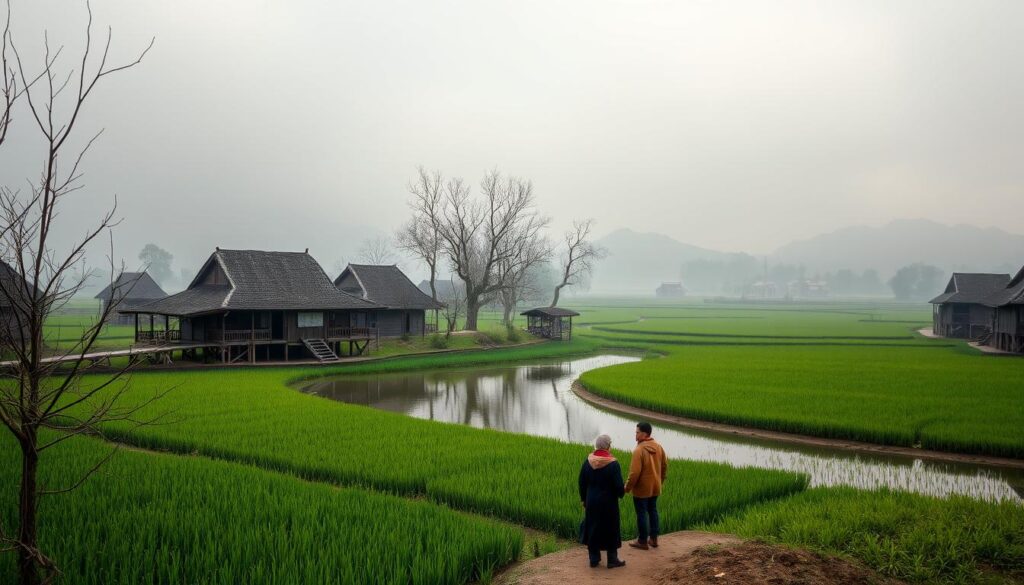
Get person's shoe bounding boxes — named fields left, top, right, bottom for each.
left=607, top=559, right=626, bottom=569
left=650, top=536, right=659, bottom=548
left=628, top=541, right=649, bottom=550
left=589, top=561, right=600, bottom=568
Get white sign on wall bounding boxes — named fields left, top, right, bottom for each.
left=297, top=312, right=323, bottom=328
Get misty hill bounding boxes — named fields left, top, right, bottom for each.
left=590, top=229, right=733, bottom=294
left=771, top=219, right=1024, bottom=276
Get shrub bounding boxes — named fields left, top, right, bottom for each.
left=428, top=333, right=448, bottom=349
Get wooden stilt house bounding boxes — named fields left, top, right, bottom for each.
left=335, top=264, right=444, bottom=336
left=987, top=266, right=1024, bottom=353
left=121, top=249, right=382, bottom=363
left=94, top=271, right=167, bottom=326
left=929, top=273, right=1010, bottom=339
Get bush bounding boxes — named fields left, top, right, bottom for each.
left=428, top=334, right=448, bottom=349
left=506, top=326, right=523, bottom=343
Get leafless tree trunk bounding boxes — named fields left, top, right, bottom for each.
left=551, top=219, right=606, bottom=307
left=497, top=236, right=549, bottom=327
left=0, top=8, right=163, bottom=584
left=357, top=235, right=396, bottom=265
left=439, top=279, right=463, bottom=338
left=395, top=167, right=443, bottom=300
left=433, top=169, right=549, bottom=330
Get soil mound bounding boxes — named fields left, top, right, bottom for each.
left=652, top=541, right=901, bottom=585
left=496, top=532, right=901, bottom=585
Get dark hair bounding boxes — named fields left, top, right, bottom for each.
left=636, top=421, right=652, bottom=435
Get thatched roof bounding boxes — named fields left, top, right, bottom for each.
left=124, top=249, right=380, bottom=316
left=336, top=264, right=443, bottom=310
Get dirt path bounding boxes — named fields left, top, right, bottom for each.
left=572, top=382, right=1024, bottom=470
left=495, top=531, right=740, bottom=585
left=497, top=532, right=903, bottom=585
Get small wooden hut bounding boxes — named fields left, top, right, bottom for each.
left=94, top=271, right=167, bottom=325
left=929, top=272, right=1010, bottom=339
left=988, top=266, right=1024, bottom=353
left=521, top=307, right=580, bottom=341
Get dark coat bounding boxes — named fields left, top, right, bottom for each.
left=578, top=455, right=625, bottom=550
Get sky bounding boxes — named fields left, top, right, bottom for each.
left=1, top=0, right=1022, bottom=282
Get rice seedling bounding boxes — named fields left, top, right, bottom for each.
left=0, top=433, right=523, bottom=585
left=704, top=486, right=1024, bottom=583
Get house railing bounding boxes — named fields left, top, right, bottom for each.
left=136, top=330, right=181, bottom=345
left=208, top=329, right=272, bottom=343
left=425, top=323, right=438, bottom=334
left=326, top=326, right=375, bottom=339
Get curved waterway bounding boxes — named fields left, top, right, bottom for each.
left=299, top=353, right=1024, bottom=503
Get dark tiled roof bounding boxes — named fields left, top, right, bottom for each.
left=418, top=278, right=463, bottom=300
left=986, top=266, right=1024, bottom=307
left=125, top=250, right=380, bottom=316
left=338, top=264, right=444, bottom=310
left=94, top=272, right=167, bottom=302
left=928, top=273, right=1009, bottom=304
left=121, top=285, right=231, bottom=317
left=0, top=261, right=39, bottom=308
left=521, top=307, right=580, bottom=317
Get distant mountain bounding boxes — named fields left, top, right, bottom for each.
left=590, top=229, right=733, bottom=294
left=771, top=219, right=1024, bottom=276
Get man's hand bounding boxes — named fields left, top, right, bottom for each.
left=581, top=501, right=586, bottom=509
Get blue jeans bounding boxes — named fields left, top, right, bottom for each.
left=633, top=496, right=659, bottom=543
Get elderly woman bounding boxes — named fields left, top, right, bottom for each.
left=578, top=434, right=626, bottom=569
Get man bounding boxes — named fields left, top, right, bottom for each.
left=624, top=421, right=667, bottom=550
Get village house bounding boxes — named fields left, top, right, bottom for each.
left=655, top=282, right=686, bottom=298
left=122, top=249, right=383, bottom=363
left=335, top=264, right=444, bottom=336
left=522, top=307, right=579, bottom=341
left=94, top=271, right=168, bottom=325
left=929, top=272, right=1010, bottom=339
left=987, top=267, right=1024, bottom=353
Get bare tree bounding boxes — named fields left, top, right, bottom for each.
left=395, top=167, right=443, bottom=300
left=433, top=169, right=549, bottom=330
left=439, top=279, right=464, bottom=338
left=0, top=8, right=163, bottom=584
left=497, top=237, right=549, bottom=326
left=357, top=235, right=396, bottom=265
left=551, top=219, right=606, bottom=307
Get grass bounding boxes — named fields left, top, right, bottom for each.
left=0, top=433, right=524, bottom=585
left=574, top=305, right=1024, bottom=459
left=76, top=355, right=806, bottom=539
left=704, top=487, right=1024, bottom=584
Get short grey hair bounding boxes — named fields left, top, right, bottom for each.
left=594, top=434, right=612, bottom=450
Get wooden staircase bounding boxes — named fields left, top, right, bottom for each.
left=302, top=338, right=340, bottom=363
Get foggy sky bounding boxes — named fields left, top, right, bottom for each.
left=2, top=0, right=1022, bottom=280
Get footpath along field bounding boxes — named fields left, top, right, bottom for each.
left=575, top=301, right=1024, bottom=458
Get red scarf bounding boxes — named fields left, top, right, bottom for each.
left=593, top=449, right=611, bottom=457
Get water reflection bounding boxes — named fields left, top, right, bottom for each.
left=301, top=354, right=1024, bottom=503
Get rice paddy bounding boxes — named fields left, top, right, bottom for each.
left=6, top=298, right=1023, bottom=583
left=0, top=433, right=524, bottom=585
left=575, top=302, right=1024, bottom=458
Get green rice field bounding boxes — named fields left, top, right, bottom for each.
left=4, top=297, right=1024, bottom=583
left=575, top=301, right=1024, bottom=458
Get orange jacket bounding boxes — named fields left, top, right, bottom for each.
left=624, top=438, right=667, bottom=498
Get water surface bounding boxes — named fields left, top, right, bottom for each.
left=300, top=353, right=1024, bottom=502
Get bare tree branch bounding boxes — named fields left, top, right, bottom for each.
left=551, top=219, right=606, bottom=307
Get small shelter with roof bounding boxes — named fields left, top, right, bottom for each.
left=335, top=264, right=444, bottom=336
left=521, top=307, right=580, bottom=341
left=929, top=272, right=1011, bottom=339
left=94, top=271, right=167, bottom=325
